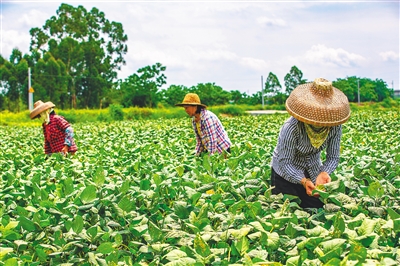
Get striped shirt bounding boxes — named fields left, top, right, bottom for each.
left=192, top=109, right=231, bottom=155
left=271, top=116, right=342, bottom=184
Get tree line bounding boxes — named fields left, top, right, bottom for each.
left=0, top=3, right=395, bottom=112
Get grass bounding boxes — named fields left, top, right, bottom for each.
left=1, top=100, right=398, bottom=125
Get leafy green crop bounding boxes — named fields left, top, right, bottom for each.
left=0, top=110, right=399, bottom=265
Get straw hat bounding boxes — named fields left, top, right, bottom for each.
left=30, top=100, right=55, bottom=119
left=285, top=78, right=350, bottom=127
left=175, top=93, right=207, bottom=108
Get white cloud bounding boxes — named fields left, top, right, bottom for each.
left=257, top=16, right=286, bottom=27
left=1, top=30, right=31, bottom=58
left=379, top=51, right=399, bottom=62
left=239, top=57, right=269, bottom=72
left=304, top=44, right=366, bottom=67
left=17, top=9, right=48, bottom=28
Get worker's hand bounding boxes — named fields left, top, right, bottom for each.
left=61, top=145, right=69, bottom=156
left=301, top=177, right=316, bottom=196
left=315, top=172, right=331, bottom=186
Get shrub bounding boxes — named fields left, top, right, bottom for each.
left=109, top=104, right=124, bottom=121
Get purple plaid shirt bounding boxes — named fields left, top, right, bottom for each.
left=191, top=109, right=231, bottom=155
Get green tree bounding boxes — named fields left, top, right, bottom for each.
left=0, top=49, right=29, bottom=112
left=160, top=84, right=190, bottom=106
left=229, top=90, right=246, bottom=104
left=29, top=3, right=128, bottom=109
left=333, top=78, right=356, bottom=102
left=264, top=72, right=282, bottom=104
left=30, top=52, right=69, bottom=109
left=191, top=83, right=230, bottom=106
left=284, top=66, right=306, bottom=95
left=248, top=91, right=262, bottom=105
left=120, top=63, right=167, bottom=108
left=374, top=79, right=391, bottom=101
left=333, top=76, right=392, bottom=103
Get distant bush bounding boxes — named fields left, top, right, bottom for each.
left=109, top=104, right=124, bottom=121
left=1, top=102, right=397, bottom=125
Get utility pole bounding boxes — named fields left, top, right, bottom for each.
left=261, top=75, right=264, bottom=108
left=28, top=68, right=34, bottom=110
left=357, top=79, right=360, bottom=105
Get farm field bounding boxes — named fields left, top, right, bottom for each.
left=0, top=110, right=399, bottom=265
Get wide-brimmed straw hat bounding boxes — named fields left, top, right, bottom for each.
left=175, top=93, right=207, bottom=108
left=285, top=78, right=350, bottom=127
left=30, top=100, right=55, bottom=119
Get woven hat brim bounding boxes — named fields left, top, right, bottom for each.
left=285, top=83, right=351, bottom=127
left=30, top=102, right=55, bottom=119
left=175, top=103, right=207, bottom=108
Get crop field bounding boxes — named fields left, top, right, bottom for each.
left=1, top=110, right=400, bottom=265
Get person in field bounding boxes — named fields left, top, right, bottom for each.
left=30, top=100, right=77, bottom=156
left=271, top=78, right=350, bottom=209
left=176, top=93, right=231, bottom=156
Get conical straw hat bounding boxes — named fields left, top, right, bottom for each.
left=30, top=100, right=55, bottom=119
left=175, top=93, right=207, bottom=108
left=285, top=78, right=350, bottom=126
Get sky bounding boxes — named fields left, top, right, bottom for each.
left=1, top=0, right=399, bottom=95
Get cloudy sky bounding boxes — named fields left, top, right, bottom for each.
left=1, top=0, right=399, bottom=95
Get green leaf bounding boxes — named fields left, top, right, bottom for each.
left=266, top=232, right=280, bottom=250
left=148, top=221, right=163, bottom=242
left=0, top=247, right=13, bottom=260
left=174, top=202, right=190, bottom=219
left=387, top=208, right=400, bottom=220
left=348, top=242, right=367, bottom=262
left=297, top=236, right=324, bottom=250
left=319, top=247, right=343, bottom=263
left=320, top=239, right=346, bottom=253
left=194, top=234, right=211, bottom=257
left=63, top=177, right=74, bottom=195
left=140, top=179, right=151, bottom=190
left=18, top=216, right=36, bottom=232
left=118, top=196, right=134, bottom=213
left=4, top=257, right=18, bottom=266
left=285, top=222, right=306, bottom=238
left=164, top=249, right=189, bottom=262
left=323, top=258, right=342, bottom=266
left=367, top=181, right=384, bottom=198
left=202, top=155, right=211, bottom=172
left=234, top=236, right=249, bottom=256
left=93, top=166, right=105, bottom=186
left=87, top=226, right=98, bottom=239
left=176, top=165, right=184, bottom=177
left=97, top=242, right=114, bottom=254
left=332, top=211, right=345, bottom=237
left=120, top=180, right=130, bottom=193
left=80, top=185, right=97, bottom=204
left=357, top=218, right=377, bottom=236
left=72, top=215, right=84, bottom=234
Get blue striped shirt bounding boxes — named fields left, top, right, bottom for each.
left=271, top=117, right=342, bottom=184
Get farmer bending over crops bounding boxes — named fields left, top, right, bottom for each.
left=176, top=93, right=231, bottom=156
left=271, top=78, right=350, bottom=209
left=30, top=100, right=78, bottom=156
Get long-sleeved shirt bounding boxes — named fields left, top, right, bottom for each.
left=43, top=114, right=78, bottom=154
left=271, top=116, right=342, bottom=184
left=192, top=109, right=231, bottom=155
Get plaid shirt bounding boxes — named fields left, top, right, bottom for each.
left=43, top=114, right=78, bottom=154
left=271, top=117, right=342, bottom=184
left=192, top=109, right=231, bottom=155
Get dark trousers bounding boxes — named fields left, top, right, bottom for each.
left=271, top=167, right=324, bottom=209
